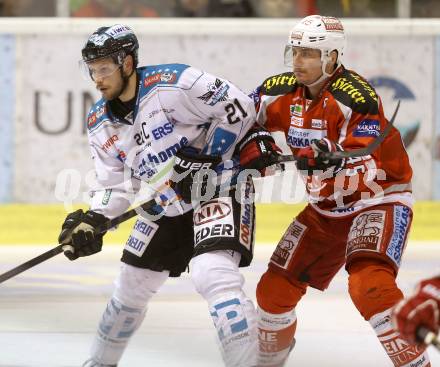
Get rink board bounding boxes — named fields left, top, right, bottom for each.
left=0, top=201, right=439, bottom=245
left=0, top=19, right=438, bottom=203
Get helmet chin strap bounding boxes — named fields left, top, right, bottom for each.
left=304, top=53, right=339, bottom=88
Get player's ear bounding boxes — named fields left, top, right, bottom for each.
left=330, top=50, right=338, bottom=65
left=123, top=55, right=134, bottom=74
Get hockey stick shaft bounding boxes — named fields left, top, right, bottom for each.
left=275, top=100, right=401, bottom=163
left=0, top=197, right=160, bottom=284
left=417, top=327, right=440, bottom=351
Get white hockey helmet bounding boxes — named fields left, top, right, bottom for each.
left=285, top=15, right=346, bottom=84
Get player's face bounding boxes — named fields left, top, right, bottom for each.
left=291, top=47, right=323, bottom=85
left=87, top=57, right=123, bottom=100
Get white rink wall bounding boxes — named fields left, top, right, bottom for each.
left=0, top=18, right=439, bottom=203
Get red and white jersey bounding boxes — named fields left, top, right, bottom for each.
left=254, top=66, right=413, bottom=217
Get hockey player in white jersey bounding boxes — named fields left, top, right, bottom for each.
left=57, top=24, right=280, bottom=367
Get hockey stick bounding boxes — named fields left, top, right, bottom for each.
left=275, top=100, right=401, bottom=163
left=0, top=195, right=172, bottom=285
left=417, top=327, right=440, bottom=351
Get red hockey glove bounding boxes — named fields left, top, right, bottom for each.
left=238, top=126, right=281, bottom=173
left=392, top=276, right=440, bottom=345
left=296, top=138, right=345, bottom=175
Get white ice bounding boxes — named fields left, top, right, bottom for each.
left=0, top=242, right=439, bottom=367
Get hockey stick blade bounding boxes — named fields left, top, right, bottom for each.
left=275, top=100, right=401, bottom=163
left=0, top=197, right=161, bottom=284
left=417, top=327, right=440, bottom=351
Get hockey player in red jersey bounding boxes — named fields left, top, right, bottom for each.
left=252, top=15, right=431, bottom=366
left=393, top=276, right=440, bottom=346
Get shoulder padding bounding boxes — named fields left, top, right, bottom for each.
left=260, top=72, right=298, bottom=96
left=328, top=69, right=379, bottom=115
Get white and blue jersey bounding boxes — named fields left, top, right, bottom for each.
left=86, top=63, right=256, bottom=218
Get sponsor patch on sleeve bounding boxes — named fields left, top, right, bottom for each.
left=353, top=119, right=380, bottom=137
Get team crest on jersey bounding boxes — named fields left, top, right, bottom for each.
left=198, top=78, right=230, bottom=106
left=290, top=104, right=303, bottom=117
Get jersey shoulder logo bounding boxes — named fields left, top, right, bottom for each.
left=329, top=69, right=379, bottom=115
left=87, top=99, right=109, bottom=132
left=260, top=72, right=298, bottom=96
left=139, top=64, right=190, bottom=97
left=197, top=78, right=230, bottom=106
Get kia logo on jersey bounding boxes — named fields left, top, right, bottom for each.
left=193, top=200, right=232, bottom=225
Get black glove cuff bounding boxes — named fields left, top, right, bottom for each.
left=238, top=128, right=274, bottom=152
left=174, top=149, right=221, bottom=173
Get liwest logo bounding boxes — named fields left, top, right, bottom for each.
left=106, top=25, right=132, bottom=38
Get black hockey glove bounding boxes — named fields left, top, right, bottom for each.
left=296, top=138, right=345, bottom=175
left=170, top=148, right=221, bottom=204
left=58, top=209, right=108, bottom=261
left=238, top=125, right=281, bottom=173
